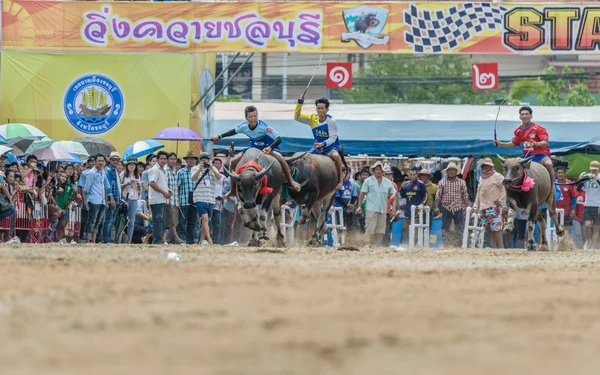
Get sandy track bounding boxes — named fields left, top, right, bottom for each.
left=1, top=245, right=600, bottom=375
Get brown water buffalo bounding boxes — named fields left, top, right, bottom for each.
left=498, top=155, right=564, bottom=251
left=285, top=149, right=347, bottom=246
left=225, top=148, right=285, bottom=247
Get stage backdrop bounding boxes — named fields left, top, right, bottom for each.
left=0, top=52, right=215, bottom=154
left=3, top=0, right=600, bottom=55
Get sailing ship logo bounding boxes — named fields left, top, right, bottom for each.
left=64, top=74, right=124, bottom=135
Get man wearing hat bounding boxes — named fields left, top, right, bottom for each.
left=357, top=161, right=398, bottom=245
left=474, top=158, right=506, bottom=248
left=103, top=151, right=122, bottom=243
left=434, top=162, right=471, bottom=247
left=176, top=151, right=199, bottom=244
left=581, top=160, right=600, bottom=249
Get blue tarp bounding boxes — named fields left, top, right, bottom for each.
left=213, top=119, right=599, bottom=157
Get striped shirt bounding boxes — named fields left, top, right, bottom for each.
left=191, top=166, right=217, bottom=205
left=176, top=166, right=194, bottom=206
left=165, top=165, right=178, bottom=207
left=435, top=177, right=469, bottom=212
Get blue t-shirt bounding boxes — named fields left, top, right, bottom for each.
left=334, top=180, right=357, bottom=208
left=235, top=120, right=280, bottom=150
left=400, top=180, right=427, bottom=216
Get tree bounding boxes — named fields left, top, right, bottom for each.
left=537, top=66, right=596, bottom=106
left=509, top=79, right=544, bottom=102
left=339, top=55, right=506, bottom=104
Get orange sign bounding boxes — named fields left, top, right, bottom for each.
left=3, top=1, right=600, bottom=54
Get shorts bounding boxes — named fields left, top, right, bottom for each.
left=562, top=215, right=573, bottom=227
left=522, top=154, right=548, bottom=163
left=246, top=144, right=279, bottom=152
left=584, top=206, right=600, bottom=225
left=164, top=204, right=178, bottom=228
left=196, top=201, right=214, bottom=217
left=479, top=204, right=503, bottom=232
left=514, top=218, right=527, bottom=240
left=312, top=142, right=339, bottom=156
left=365, top=210, right=386, bottom=235
left=59, top=210, right=69, bottom=222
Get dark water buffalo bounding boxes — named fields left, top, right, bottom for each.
left=225, top=148, right=285, bottom=247
left=285, top=150, right=347, bottom=246
left=498, top=155, right=564, bottom=251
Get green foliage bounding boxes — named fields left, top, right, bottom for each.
left=537, top=66, right=596, bottom=106
left=216, top=95, right=243, bottom=102
left=510, top=79, right=543, bottom=101
left=340, top=55, right=506, bottom=104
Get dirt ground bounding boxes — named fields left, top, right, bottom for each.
left=1, top=244, right=600, bottom=375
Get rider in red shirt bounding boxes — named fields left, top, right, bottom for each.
left=494, top=106, right=554, bottom=180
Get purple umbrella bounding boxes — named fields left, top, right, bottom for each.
left=153, top=126, right=203, bottom=141
left=32, top=148, right=79, bottom=162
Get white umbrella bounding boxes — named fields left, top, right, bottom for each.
left=0, top=123, right=47, bottom=140
left=51, top=141, right=90, bottom=159
left=0, top=145, right=14, bottom=156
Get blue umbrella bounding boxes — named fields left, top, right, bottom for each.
left=123, top=139, right=164, bottom=159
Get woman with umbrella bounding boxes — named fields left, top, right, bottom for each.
left=119, top=156, right=142, bottom=243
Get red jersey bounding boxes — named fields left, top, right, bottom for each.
left=574, top=190, right=585, bottom=223
left=512, top=122, right=550, bottom=157
left=556, top=180, right=574, bottom=216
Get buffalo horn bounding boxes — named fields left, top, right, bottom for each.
left=223, top=167, right=240, bottom=181
left=254, top=161, right=275, bottom=180
left=284, top=152, right=307, bottom=164
left=496, top=154, right=506, bottom=164
left=519, top=155, right=535, bottom=165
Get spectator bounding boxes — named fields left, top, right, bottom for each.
left=555, top=166, right=576, bottom=236
left=357, top=161, right=398, bottom=246
left=221, top=177, right=237, bottom=244
left=141, top=154, right=156, bottom=202
left=176, top=151, right=198, bottom=245
left=211, top=157, right=226, bottom=244
left=334, top=166, right=358, bottom=233
left=78, top=157, right=95, bottom=243
left=383, top=166, right=399, bottom=246
left=103, top=151, right=121, bottom=243
left=572, top=184, right=586, bottom=249
left=120, top=156, right=141, bottom=243
left=164, top=152, right=184, bottom=244
left=355, top=167, right=370, bottom=233
left=418, top=168, right=437, bottom=225
left=473, top=158, right=506, bottom=248
left=132, top=199, right=152, bottom=244
left=400, top=168, right=427, bottom=242
left=148, top=151, right=172, bottom=245
left=434, top=162, right=470, bottom=247
left=191, top=152, right=221, bottom=246
left=582, top=161, right=600, bottom=249
left=83, top=154, right=111, bottom=244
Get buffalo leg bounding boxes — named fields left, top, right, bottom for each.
left=226, top=152, right=244, bottom=198
left=526, top=204, right=538, bottom=251
left=536, top=210, right=549, bottom=251
left=298, top=193, right=318, bottom=225
left=310, top=194, right=336, bottom=246
left=504, top=198, right=518, bottom=232
left=546, top=198, right=564, bottom=237
left=270, top=193, right=285, bottom=247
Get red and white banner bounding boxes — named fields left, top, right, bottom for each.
left=326, top=62, right=353, bottom=89
left=472, top=63, right=498, bottom=90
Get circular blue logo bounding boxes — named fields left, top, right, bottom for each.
left=64, top=74, right=124, bottom=135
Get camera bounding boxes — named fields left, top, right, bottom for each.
left=203, top=161, right=210, bottom=168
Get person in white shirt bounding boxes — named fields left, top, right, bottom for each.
left=211, top=157, right=227, bottom=244
left=148, top=151, right=172, bottom=245
left=582, top=160, right=600, bottom=249
left=191, top=152, right=221, bottom=245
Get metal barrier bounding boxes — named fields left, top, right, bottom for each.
left=67, top=203, right=82, bottom=237
left=545, top=208, right=564, bottom=250
left=408, top=205, right=430, bottom=248
left=325, top=206, right=345, bottom=247
left=462, top=206, right=484, bottom=248
left=280, top=205, right=297, bottom=246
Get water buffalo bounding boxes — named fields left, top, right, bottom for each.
left=498, top=155, right=564, bottom=251
left=285, top=149, right=347, bottom=246
left=225, top=148, right=285, bottom=247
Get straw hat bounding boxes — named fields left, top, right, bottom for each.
left=481, top=158, right=495, bottom=168
left=108, top=151, right=121, bottom=160
left=590, top=160, right=600, bottom=170
left=370, top=161, right=385, bottom=173
left=443, top=162, right=460, bottom=173
left=418, top=168, right=431, bottom=176
left=182, top=151, right=198, bottom=160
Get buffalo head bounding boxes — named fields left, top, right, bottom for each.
left=224, top=161, right=274, bottom=209
left=497, top=154, right=533, bottom=187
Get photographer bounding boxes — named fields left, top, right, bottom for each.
left=191, top=152, right=221, bottom=246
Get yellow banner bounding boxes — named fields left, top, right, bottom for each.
left=3, top=1, right=600, bottom=54
left=0, top=52, right=215, bottom=154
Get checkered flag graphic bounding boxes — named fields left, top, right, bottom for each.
left=403, top=2, right=508, bottom=53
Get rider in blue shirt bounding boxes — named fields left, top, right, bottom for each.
left=209, top=105, right=301, bottom=193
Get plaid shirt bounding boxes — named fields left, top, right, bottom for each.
left=176, top=166, right=194, bottom=206
left=105, top=165, right=120, bottom=200
left=166, top=165, right=178, bottom=207
left=435, top=177, right=469, bottom=213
